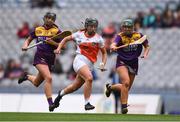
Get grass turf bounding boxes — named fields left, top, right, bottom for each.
left=0, top=112, right=180, bottom=121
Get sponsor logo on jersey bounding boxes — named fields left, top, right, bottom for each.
left=92, top=42, right=97, bottom=46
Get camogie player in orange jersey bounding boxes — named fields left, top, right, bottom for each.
left=52, top=18, right=107, bottom=111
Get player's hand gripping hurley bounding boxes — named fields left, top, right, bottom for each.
left=25, top=31, right=72, bottom=50
left=111, top=35, right=147, bottom=51
left=96, top=62, right=107, bottom=72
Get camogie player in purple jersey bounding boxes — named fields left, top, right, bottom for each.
left=105, top=19, right=150, bottom=114
left=18, top=12, right=62, bottom=112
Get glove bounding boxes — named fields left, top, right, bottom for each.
left=99, top=62, right=105, bottom=69
left=98, top=62, right=107, bottom=72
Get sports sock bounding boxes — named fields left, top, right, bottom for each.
left=121, top=104, right=127, bottom=109
left=47, top=97, right=53, bottom=106
left=60, top=90, right=65, bottom=97
left=85, top=98, right=90, bottom=105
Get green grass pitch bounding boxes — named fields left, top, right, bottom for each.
left=0, top=112, right=180, bottom=121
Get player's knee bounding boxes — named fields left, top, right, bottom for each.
left=45, top=76, right=52, bottom=83
left=122, top=79, right=130, bottom=89
left=86, top=75, right=93, bottom=83
left=124, top=82, right=130, bottom=89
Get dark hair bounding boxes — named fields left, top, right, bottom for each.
left=85, top=18, right=98, bottom=28
left=44, top=12, right=56, bottom=21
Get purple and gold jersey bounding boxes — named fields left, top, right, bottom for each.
left=30, top=24, right=61, bottom=69
left=30, top=24, right=61, bottom=54
left=114, top=32, right=148, bottom=61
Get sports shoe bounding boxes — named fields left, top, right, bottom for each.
left=49, top=104, right=57, bottom=112
left=121, top=107, right=128, bottom=114
left=105, top=83, right=112, bottom=97
left=54, top=91, right=62, bottom=107
left=85, top=102, right=95, bottom=110
left=18, top=72, right=28, bottom=84
left=48, top=91, right=62, bottom=112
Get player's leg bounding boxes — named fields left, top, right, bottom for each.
left=105, top=60, right=123, bottom=97
left=105, top=83, right=123, bottom=97
left=52, top=74, right=84, bottom=110
left=18, top=72, right=44, bottom=87
left=28, top=73, right=44, bottom=87
left=116, top=66, right=130, bottom=114
left=129, top=73, right=135, bottom=90
left=107, top=73, right=135, bottom=98
left=77, top=65, right=95, bottom=110
left=111, top=84, right=123, bottom=91
left=35, top=64, right=54, bottom=111
left=60, top=74, right=85, bottom=96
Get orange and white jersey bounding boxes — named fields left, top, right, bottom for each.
left=72, top=30, right=105, bottom=63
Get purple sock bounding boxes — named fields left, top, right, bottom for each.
left=47, top=97, right=53, bottom=106
left=121, top=104, right=127, bottom=108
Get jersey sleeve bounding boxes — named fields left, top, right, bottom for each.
left=57, top=28, right=62, bottom=34
left=29, top=28, right=36, bottom=39
left=71, top=31, right=79, bottom=40
left=99, top=36, right=105, bottom=48
left=54, top=24, right=62, bottom=34
left=113, top=35, right=122, bottom=45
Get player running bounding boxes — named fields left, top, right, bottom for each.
left=53, top=18, right=107, bottom=111
left=105, top=19, right=150, bottom=114
left=18, top=12, right=62, bottom=112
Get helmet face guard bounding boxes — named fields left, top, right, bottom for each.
left=121, top=19, right=134, bottom=35
left=85, top=18, right=98, bottom=28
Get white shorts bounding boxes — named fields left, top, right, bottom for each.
left=73, top=54, right=94, bottom=73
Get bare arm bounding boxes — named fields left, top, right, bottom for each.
left=54, top=35, right=73, bottom=54
left=142, top=44, right=150, bottom=59
left=98, top=47, right=107, bottom=71
left=110, top=35, right=122, bottom=51
left=22, top=36, right=33, bottom=51
left=100, top=47, right=107, bottom=65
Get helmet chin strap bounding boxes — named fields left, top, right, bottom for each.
left=123, top=32, right=133, bottom=37
left=44, top=22, right=53, bottom=29
left=87, top=31, right=95, bottom=36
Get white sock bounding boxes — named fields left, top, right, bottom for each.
left=85, top=98, right=90, bottom=105
left=60, top=90, right=65, bottom=96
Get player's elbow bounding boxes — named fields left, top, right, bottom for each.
left=101, top=48, right=107, bottom=55
left=62, top=44, right=66, bottom=49
left=102, top=50, right=107, bottom=56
